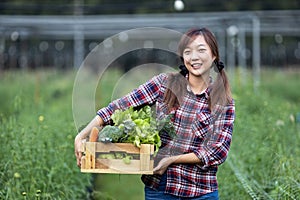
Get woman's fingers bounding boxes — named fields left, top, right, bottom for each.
left=76, top=150, right=82, bottom=167
left=74, top=137, right=83, bottom=167
left=153, top=157, right=172, bottom=175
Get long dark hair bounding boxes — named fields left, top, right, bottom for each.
left=163, top=27, right=232, bottom=112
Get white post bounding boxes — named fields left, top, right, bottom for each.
left=252, top=16, right=260, bottom=93
left=226, top=25, right=238, bottom=82
left=73, top=0, right=84, bottom=69
left=238, top=23, right=247, bottom=85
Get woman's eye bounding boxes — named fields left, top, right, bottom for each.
left=198, top=48, right=206, bottom=53
left=183, top=50, right=190, bottom=55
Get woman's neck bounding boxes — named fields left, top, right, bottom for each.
left=188, top=73, right=209, bottom=94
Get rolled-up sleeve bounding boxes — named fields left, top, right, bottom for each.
left=193, top=100, right=235, bottom=169
left=97, top=73, right=167, bottom=124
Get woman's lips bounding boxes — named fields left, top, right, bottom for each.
left=191, top=63, right=202, bottom=69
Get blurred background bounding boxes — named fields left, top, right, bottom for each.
left=0, top=0, right=299, bottom=71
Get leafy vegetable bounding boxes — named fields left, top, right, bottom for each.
left=98, top=125, right=123, bottom=142
left=97, top=105, right=175, bottom=154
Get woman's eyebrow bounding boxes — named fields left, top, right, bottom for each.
left=197, top=44, right=206, bottom=47
left=185, top=43, right=206, bottom=49
left=187, top=43, right=206, bottom=48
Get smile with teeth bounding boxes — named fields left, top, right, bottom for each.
left=191, top=63, right=202, bottom=68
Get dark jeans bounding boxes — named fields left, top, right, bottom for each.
left=144, top=173, right=219, bottom=200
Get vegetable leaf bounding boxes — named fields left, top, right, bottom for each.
left=98, top=105, right=175, bottom=155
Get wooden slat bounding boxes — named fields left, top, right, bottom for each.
left=94, top=142, right=140, bottom=153
left=81, top=156, right=86, bottom=169
left=85, top=142, right=96, bottom=169
left=98, top=159, right=140, bottom=171
left=81, top=142, right=154, bottom=174
left=140, top=144, right=151, bottom=171
left=81, top=168, right=153, bottom=174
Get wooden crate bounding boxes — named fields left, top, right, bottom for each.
left=81, top=142, right=154, bottom=174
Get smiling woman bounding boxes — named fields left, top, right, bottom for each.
left=75, top=27, right=235, bottom=200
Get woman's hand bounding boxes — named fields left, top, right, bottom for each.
left=74, top=135, right=84, bottom=167
left=74, top=115, right=104, bottom=167
left=153, top=157, right=175, bottom=175
left=153, top=153, right=202, bottom=175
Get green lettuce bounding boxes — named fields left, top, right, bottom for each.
left=98, top=105, right=174, bottom=154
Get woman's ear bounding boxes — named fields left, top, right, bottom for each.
left=213, top=56, right=217, bottom=62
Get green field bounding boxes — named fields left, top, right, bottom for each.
left=0, top=68, right=299, bottom=199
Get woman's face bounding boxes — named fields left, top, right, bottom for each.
left=182, top=35, right=216, bottom=79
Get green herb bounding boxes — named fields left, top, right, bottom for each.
left=98, top=105, right=175, bottom=154
left=98, top=125, right=123, bottom=142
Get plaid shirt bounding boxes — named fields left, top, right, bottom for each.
left=97, top=73, right=235, bottom=197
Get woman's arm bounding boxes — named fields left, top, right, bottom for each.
left=193, top=100, right=235, bottom=169
left=97, top=73, right=167, bottom=123
left=153, top=153, right=201, bottom=175
left=74, top=74, right=167, bottom=167
left=154, top=100, right=235, bottom=174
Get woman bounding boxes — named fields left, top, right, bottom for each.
left=75, top=27, right=235, bottom=199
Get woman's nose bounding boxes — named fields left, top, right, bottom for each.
left=191, top=51, right=199, bottom=60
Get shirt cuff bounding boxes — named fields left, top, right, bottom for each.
left=193, top=148, right=210, bottom=169
left=96, top=106, right=113, bottom=124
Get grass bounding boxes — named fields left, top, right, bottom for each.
left=0, top=70, right=92, bottom=199
left=0, top=68, right=299, bottom=199
left=223, top=68, right=300, bottom=199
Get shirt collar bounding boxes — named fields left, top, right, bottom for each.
left=186, top=75, right=211, bottom=99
